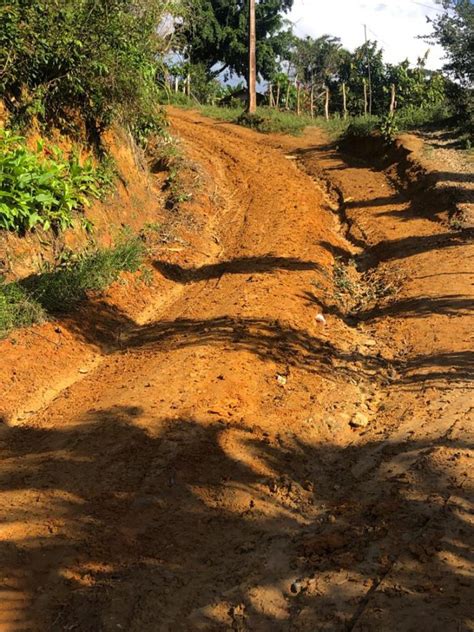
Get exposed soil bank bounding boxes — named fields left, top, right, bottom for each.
left=0, top=110, right=472, bottom=631
left=338, top=131, right=473, bottom=227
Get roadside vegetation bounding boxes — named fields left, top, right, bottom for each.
left=0, top=0, right=179, bottom=237
left=0, top=237, right=145, bottom=337
left=0, top=0, right=180, bottom=335
left=0, top=129, right=113, bottom=233
left=167, top=0, right=472, bottom=143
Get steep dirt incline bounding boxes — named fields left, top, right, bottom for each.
left=0, top=110, right=472, bottom=632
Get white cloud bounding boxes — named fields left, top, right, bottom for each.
left=288, top=0, right=446, bottom=69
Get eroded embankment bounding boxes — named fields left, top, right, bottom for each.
left=0, top=111, right=472, bottom=632
left=292, top=130, right=473, bottom=630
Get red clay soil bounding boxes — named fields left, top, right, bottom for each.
left=0, top=108, right=472, bottom=631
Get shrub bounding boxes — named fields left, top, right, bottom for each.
left=0, top=0, right=170, bottom=140
left=0, top=128, right=111, bottom=233
left=344, top=115, right=381, bottom=138
left=394, top=104, right=452, bottom=131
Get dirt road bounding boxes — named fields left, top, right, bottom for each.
left=1, top=109, right=473, bottom=631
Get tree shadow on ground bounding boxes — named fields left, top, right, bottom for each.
left=66, top=310, right=393, bottom=383
left=49, top=286, right=471, bottom=391
left=399, top=350, right=474, bottom=387
left=319, top=231, right=471, bottom=269
left=0, top=406, right=472, bottom=630
left=153, top=256, right=327, bottom=284
left=356, top=295, right=474, bottom=321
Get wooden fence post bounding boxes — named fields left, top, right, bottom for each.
left=268, top=83, right=274, bottom=107
left=247, top=0, right=257, bottom=113
left=390, top=83, right=396, bottom=114
left=342, top=82, right=348, bottom=119
left=324, top=86, right=330, bottom=121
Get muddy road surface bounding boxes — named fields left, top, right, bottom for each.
left=1, top=109, right=473, bottom=631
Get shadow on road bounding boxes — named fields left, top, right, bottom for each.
left=0, top=406, right=471, bottom=630
left=153, top=256, right=327, bottom=284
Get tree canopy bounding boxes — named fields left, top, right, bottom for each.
left=426, top=0, right=473, bottom=86
left=177, top=0, right=294, bottom=81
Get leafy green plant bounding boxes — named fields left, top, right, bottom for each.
left=130, top=109, right=168, bottom=149
left=380, top=113, right=399, bottom=142
left=0, top=0, right=174, bottom=141
left=0, top=129, right=110, bottom=233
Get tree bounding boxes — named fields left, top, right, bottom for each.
left=350, top=41, right=386, bottom=115
left=177, top=0, right=294, bottom=82
left=425, top=0, right=473, bottom=133
left=292, top=35, right=343, bottom=88
left=426, top=0, right=473, bottom=86
left=385, top=55, right=446, bottom=111
left=0, top=0, right=176, bottom=137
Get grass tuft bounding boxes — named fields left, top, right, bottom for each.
left=0, top=282, right=46, bottom=336
left=0, top=237, right=145, bottom=337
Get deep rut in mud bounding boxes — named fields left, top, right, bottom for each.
left=0, top=109, right=472, bottom=632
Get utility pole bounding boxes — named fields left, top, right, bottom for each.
left=364, top=24, right=372, bottom=115
left=247, top=0, right=257, bottom=114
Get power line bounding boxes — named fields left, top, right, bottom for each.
left=409, top=1, right=443, bottom=12
left=367, top=27, right=390, bottom=48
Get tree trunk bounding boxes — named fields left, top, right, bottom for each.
left=296, top=83, right=301, bottom=116
left=324, top=85, right=330, bottom=121
left=310, top=84, right=315, bottom=119
left=363, top=78, right=368, bottom=116
left=247, top=0, right=257, bottom=114
left=342, top=82, right=348, bottom=119
left=390, top=83, right=396, bottom=114
left=276, top=82, right=281, bottom=109
left=174, top=77, right=179, bottom=93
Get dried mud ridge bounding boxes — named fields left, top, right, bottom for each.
left=0, top=110, right=473, bottom=632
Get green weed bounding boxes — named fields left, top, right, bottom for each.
left=0, top=238, right=145, bottom=336
left=333, top=258, right=404, bottom=314
left=0, top=129, right=112, bottom=233
left=0, top=281, right=46, bottom=337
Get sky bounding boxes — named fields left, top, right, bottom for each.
left=288, top=0, right=446, bottom=70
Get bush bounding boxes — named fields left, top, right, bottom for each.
left=0, top=128, right=111, bottom=233
left=344, top=115, right=381, bottom=138
left=394, top=104, right=451, bottom=131
left=0, top=0, right=170, bottom=140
